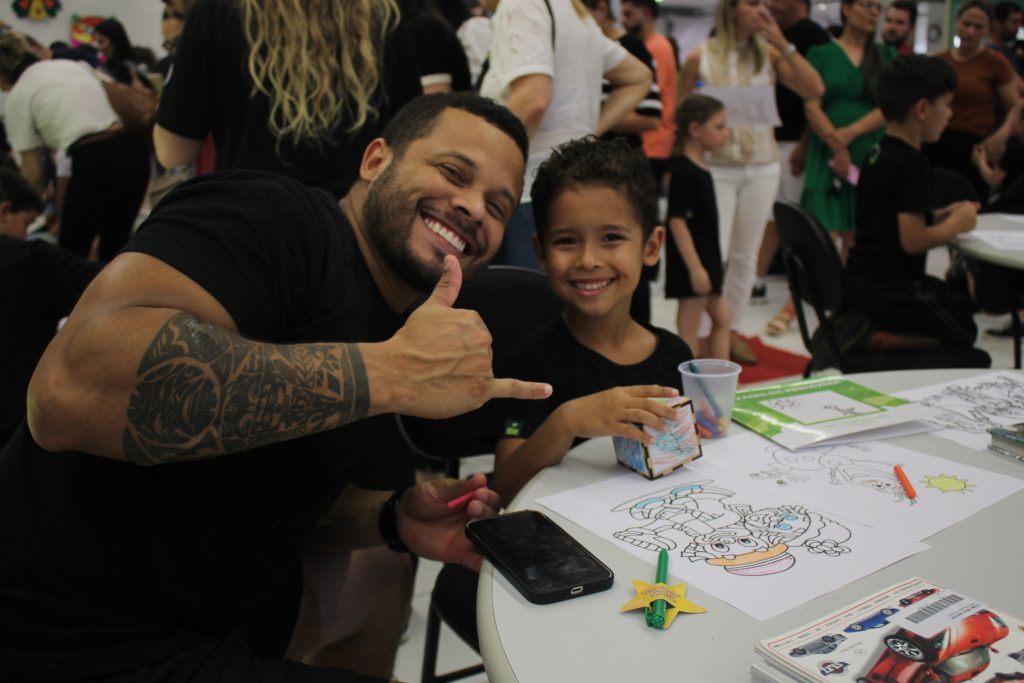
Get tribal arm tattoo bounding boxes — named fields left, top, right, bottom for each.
left=122, top=312, right=369, bottom=465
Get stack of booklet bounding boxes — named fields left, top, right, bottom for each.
left=752, top=578, right=1024, bottom=683
left=989, top=423, right=1024, bottom=461
left=731, top=377, right=937, bottom=450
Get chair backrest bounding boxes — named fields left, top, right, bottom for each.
left=397, top=266, right=563, bottom=464
left=773, top=200, right=844, bottom=313
left=931, top=168, right=978, bottom=206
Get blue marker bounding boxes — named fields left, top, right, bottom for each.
left=688, top=361, right=724, bottom=418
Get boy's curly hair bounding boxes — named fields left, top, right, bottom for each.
left=530, top=137, right=658, bottom=240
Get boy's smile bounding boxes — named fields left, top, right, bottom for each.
left=537, top=186, right=662, bottom=321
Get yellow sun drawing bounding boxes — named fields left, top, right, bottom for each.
left=923, top=474, right=974, bottom=494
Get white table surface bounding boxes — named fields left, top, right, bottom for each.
left=955, top=212, right=1024, bottom=270
left=476, top=369, right=1024, bottom=682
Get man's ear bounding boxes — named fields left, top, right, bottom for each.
left=532, top=234, right=548, bottom=273
left=359, top=138, right=393, bottom=183
left=0, top=200, right=12, bottom=221
left=644, top=225, right=665, bottom=266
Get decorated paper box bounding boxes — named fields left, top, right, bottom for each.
left=613, top=397, right=702, bottom=480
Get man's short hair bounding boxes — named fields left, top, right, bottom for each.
left=622, top=0, right=659, bottom=19
left=877, top=55, right=958, bottom=122
left=994, top=0, right=1022, bottom=22
left=379, top=92, right=529, bottom=166
left=889, top=0, right=917, bottom=25
left=0, top=168, right=43, bottom=214
left=530, top=137, right=658, bottom=241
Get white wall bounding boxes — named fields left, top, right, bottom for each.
left=0, top=1, right=167, bottom=58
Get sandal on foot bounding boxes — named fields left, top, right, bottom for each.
left=766, top=305, right=795, bottom=337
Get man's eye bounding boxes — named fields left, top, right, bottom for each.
left=487, top=201, right=507, bottom=220
left=440, top=165, right=464, bottom=183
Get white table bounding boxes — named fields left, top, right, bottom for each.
left=477, top=370, right=1024, bottom=682
left=955, top=213, right=1024, bottom=271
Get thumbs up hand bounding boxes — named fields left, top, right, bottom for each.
left=363, top=255, right=552, bottom=419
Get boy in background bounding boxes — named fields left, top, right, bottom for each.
left=491, top=137, right=693, bottom=503
left=844, top=55, right=980, bottom=352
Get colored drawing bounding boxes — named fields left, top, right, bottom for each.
left=923, top=474, right=974, bottom=494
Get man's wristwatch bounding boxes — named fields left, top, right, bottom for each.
left=378, top=487, right=410, bottom=553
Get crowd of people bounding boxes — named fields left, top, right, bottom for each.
left=0, top=0, right=1019, bottom=680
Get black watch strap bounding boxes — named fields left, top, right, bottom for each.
left=378, top=487, right=410, bottom=553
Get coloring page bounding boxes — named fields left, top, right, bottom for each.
left=536, top=460, right=927, bottom=621
left=762, top=391, right=882, bottom=425
left=895, top=373, right=1024, bottom=452
left=706, top=431, right=1024, bottom=540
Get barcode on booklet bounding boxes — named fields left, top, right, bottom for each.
left=907, top=594, right=963, bottom=623
left=889, top=591, right=985, bottom=636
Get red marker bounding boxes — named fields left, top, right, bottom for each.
left=893, top=464, right=917, bottom=504
left=446, top=490, right=478, bottom=510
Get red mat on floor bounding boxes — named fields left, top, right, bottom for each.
left=734, top=335, right=810, bottom=385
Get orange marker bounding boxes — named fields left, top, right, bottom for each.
left=893, top=464, right=917, bottom=504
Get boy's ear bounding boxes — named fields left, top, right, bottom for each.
left=643, top=225, right=665, bottom=267
left=532, top=233, right=548, bottom=272
left=912, top=98, right=931, bottom=122
left=0, top=200, right=11, bottom=221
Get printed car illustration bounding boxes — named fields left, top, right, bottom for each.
left=856, top=609, right=1010, bottom=683
left=899, top=589, right=939, bottom=607
left=790, top=633, right=848, bottom=657
left=845, top=608, right=900, bottom=632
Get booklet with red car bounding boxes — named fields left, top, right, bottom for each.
left=752, top=577, right=1024, bottom=683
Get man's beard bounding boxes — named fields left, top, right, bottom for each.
left=361, top=162, right=487, bottom=294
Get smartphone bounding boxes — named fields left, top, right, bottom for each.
left=466, top=510, right=614, bottom=604
left=828, top=159, right=861, bottom=186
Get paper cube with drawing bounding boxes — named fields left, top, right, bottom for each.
left=537, top=460, right=928, bottom=621
left=708, top=432, right=1024, bottom=541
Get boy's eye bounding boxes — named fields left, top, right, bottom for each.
left=602, top=232, right=626, bottom=242
left=550, top=235, right=577, bottom=246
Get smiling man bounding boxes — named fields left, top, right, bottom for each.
left=0, top=93, right=551, bottom=682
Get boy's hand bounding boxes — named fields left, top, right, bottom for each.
left=950, top=202, right=978, bottom=234
left=558, top=385, right=680, bottom=444
left=689, top=267, right=712, bottom=296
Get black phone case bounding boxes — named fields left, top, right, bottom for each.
left=466, top=510, right=614, bottom=605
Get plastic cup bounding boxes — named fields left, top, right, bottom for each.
left=678, top=359, right=742, bottom=438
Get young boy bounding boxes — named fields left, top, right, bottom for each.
left=844, top=55, right=980, bottom=352
left=490, top=137, right=694, bottom=503
left=0, top=168, right=44, bottom=239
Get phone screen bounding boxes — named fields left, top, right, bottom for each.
left=467, top=510, right=613, bottom=602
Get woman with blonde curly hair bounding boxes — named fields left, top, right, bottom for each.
left=679, top=0, right=823, bottom=363
left=154, top=0, right=421, bottom=197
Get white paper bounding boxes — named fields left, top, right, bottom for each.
left=704, top=431, right=1024, bottom=541
left=699, top=84, right=782, bottom=127
left=536, top=460, right=928, bottom=621
left=894, top=372, right=1024, bottom=452
left=970, top=230, right=1024, bottom=251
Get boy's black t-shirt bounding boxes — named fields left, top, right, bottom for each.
left=847, top=135, right=933, bottom=285
left=157, top=0, right=422, bottom=198
left=0, top=238, right=101, bottom=446
left=0, top=170, right=403, bottom=679
left=492, top=318, right=693, bottom=445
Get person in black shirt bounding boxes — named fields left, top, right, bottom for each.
left=490, top=137, right=691, bottom=504
left=0, top=93, right=551, bottom=682
left=154, top=0, right=422, bottom=198
left=845, top=56, right=980, bottom=351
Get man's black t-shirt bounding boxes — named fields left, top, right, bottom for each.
left=775, top=18, right=831, bottom=142
left=847, top=136, right=933, bottom=285
left=157, top=0, right=422, bottom=198
left=492, top=318, right=693, bottom=445
left=0, top=170, right=404, bottom=679
left=0, top=238, right=101, bottom=446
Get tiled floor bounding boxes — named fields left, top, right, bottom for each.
left=393, top=255, right=1018, bottom=683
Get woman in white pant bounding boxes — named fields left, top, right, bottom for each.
left=680, top=0, right=822, bottom=363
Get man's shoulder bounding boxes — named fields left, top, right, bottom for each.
left=647, top=32, right=675, bottom=58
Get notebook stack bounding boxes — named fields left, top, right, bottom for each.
left=989, top=422, right=1024, bottom=461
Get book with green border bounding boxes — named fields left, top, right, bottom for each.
left=731, top=376, right=936, bottom=450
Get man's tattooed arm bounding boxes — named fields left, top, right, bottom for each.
left=122, top=312, right=369, bottom=465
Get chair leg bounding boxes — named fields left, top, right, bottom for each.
left=421, top=600, right=442, bottom=683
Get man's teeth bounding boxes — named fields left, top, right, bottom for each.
left=424, top=216, right=467, bottom=253
left=574, top=280, right=610, bottom=291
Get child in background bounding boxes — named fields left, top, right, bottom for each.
left=844, top=55, right=980, bottom=351
left=490, top=137, right=693, bottom=503
left=664, top=94, right=731, bottom=359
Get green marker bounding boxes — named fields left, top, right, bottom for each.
left=645, top=548, right=669, bottom=628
